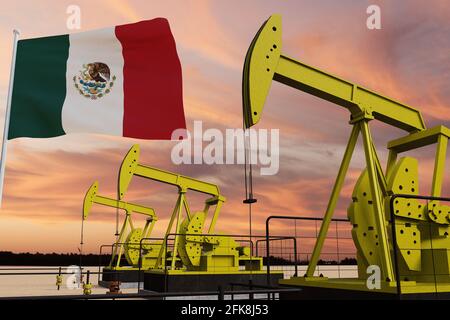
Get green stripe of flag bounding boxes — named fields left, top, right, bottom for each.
left=8, top=34, right=70, bottom=139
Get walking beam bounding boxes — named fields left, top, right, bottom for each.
left=118, top=145, right=223, bottom=200
left=242, top=15, right=426, bottom=133
left=83, top=181, right=156, bottom=220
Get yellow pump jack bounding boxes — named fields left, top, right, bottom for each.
left=118, top=144, right=257, bottom=273
left=83, top=181, right=160, bottom=271
left=244, top=15, right=450, bottom=298
left=88, top=144, right=281, bottom=290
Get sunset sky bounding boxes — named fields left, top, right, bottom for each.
left=0, top=0, right=449, bottom=256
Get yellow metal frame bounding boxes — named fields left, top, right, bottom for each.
left=243, top=15, right=450, bottom=293
left=115, top=145, right=265, bottom=274
left=388, top=125, right=450, bottom=198
left=279, top=277, right=450, bottom=295
left=145, top=267, right=273, bottom=276
left=118, top=144, right=226, bottom=270
left=243, top=15, right=425, bottom=133
left=83, top=181, right=157, bottom=269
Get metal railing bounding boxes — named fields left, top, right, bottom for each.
left=255, top=236, right=298, bottom=277
left=0, top=287, right=302, bottom=300
left=265, top=215, right=351, bottom=285
left=0, top=216, right=355, bottom=298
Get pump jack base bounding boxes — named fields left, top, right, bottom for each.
left=100, top=267, right=144, bottom=285
left=143, top=269, right=284, bottom=292
left=278, top=277, right=450, bottom=300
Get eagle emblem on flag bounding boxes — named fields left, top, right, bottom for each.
left=73, top=62, right=116, bottom=99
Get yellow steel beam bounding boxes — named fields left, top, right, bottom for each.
left=371, top=142, right=389, bottom=196
left=385, top=150, right=398, bottom=177
left=432, top=135, right=448, bottom=198
left=387, top=125, right=450, bottom=153
left=83, top=181, right=156, bottom=220
left=306, top=125, right=360, bottom=276
left=243, top=15, right=426, bottom=133
left=360, top=121, right=394, bottom=281
left=387, top=125, right=450, bottom=197
left=118, top=144, right=224, bottom=200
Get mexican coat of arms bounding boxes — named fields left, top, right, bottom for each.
left=73, top=62, right=116, bottom=99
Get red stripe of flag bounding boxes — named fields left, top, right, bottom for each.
left=115, top=18, right=186, bottom=139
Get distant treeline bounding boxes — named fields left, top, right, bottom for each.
left=0, top=251, right=111, bottom=266
left=0, top=251, right=356, bottom=266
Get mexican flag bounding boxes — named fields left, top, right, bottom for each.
left=9, top=18, right=186, bottom=140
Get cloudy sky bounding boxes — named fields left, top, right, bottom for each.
left=0, top=0, right=449, bottom=255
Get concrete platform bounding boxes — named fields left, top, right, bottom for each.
left=143, top=270, right=284, bottom=292
left=101, top=267, right=144, bottom=283
left=279, top=277, right=450, bottom=300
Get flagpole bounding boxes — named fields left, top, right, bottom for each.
left=0, top=29, right=20, bottom=208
